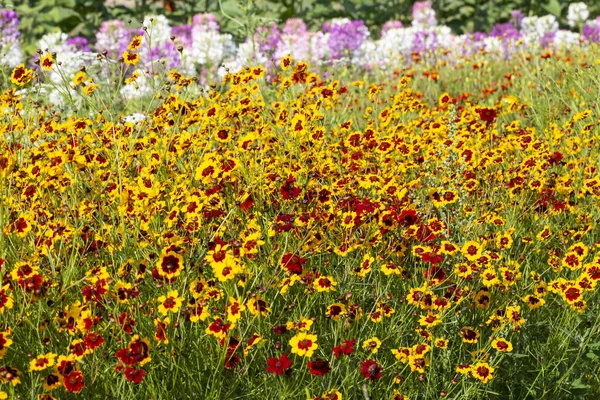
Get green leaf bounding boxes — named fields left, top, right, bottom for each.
left=570, top=377, right=591, bottom=390
left=542, top=0, right=562, bottom=17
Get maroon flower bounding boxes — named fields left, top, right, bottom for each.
left=333, top=339, right=356, bottom=357
left=281, top=253, right=307, bottom=275
left=64, top=371, right=85, bottom=393
left=307, top=359, right=330, bottom=376
left=397, top=209, right=419, bottom=227
left=272, top=325, right=288, bottom=335
left=124, top=367, right=146, bottom=384
left=360, top=359, right=383, bottom=380
left=476, top=107, right=497, bottom=125
left=280, top=174, right=302, bottom=200
left=266, top=353, right=293, bottom=375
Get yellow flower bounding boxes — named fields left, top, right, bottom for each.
left=10, top=64, right=33, bottom=86
left=40, top=53, right=54, bottom=70
left=0, top=285, right=14, bottom=313
left=128, top=35, right=144, bottom=51
left=72, top=71, right=87, bottom=86
left=280, top=55, right=292, bottom=70
left=289, top=332, right=318, bottom=357
left=29, top=353, right=57, bottom=372
left=471, top=362, right=495, bottom=383
left=125, top=70, right=141, bottom=84
left=491, top=338, right=513, bottom=353
left=286, top=317, right=313, bottom=331
left=157, top=290, right=184, bottom=316
left=123, top=51, right=140, bottom=65
left=246, top=295, right=271, bottom=317
left=313, top=275, right=336, bottom=292
left=226, top=297, right=246, bottom=323
left=362, top=337, right=381, bottom=354
left=461, top=241, right=483, bottom=261
left=82, top=83, right=99, bottom=96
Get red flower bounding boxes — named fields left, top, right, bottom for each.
left=124, top=367, right=146, bottom=384
left=281, top=253, right=307, bottom=275
left=84, top=332, right=104, bottom=351
left=118, top=312, right=136, bottom=334
left=280, top=174, right=302, bottom=200
left=266, top=353, right=292, bottom=375
left=64, top=371, right=85, bottom=393
left=307, top=359, right=330, bottom=376
left=272, top=325, right=288, bottom=335
left=360, top=359, right=383, bottom=380
left=333, top=339, right=356, bottom=357
left=224, top=348, right=242, bottom=370
left=397, top=209, right=419, bottom=227
left=476, top=107, right=497, bottom=125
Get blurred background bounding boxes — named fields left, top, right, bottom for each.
left=4, top=0, right=600, bottom=56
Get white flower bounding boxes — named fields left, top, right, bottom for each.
left=521, top=15, right=558, bottom=38
left=567, top=3, right=589, bottom=28
left=142, top=15, right=172, bottom=46
left=0, top=43, right=21, bottom=68
left=123, top=113, right=147, bottom=123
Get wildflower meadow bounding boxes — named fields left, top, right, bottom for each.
left=2, top=1, right=600, bottom=399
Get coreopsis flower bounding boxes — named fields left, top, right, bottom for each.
left=289, top=332, right=318, bottom=357
left=390, top=390, right=409, bottom=400
left=156, top=251, right=184, bottom=279
left=266, top=353, right=292, bottom=375
left=461, top=241, right=483, bottom=261
left=84, top=332, right=104, bottom=352
left=459, top=326, right=480, bottom=344
left=115, top=336, right=151, bottom=367
left=72, top=71, right=87, bottom=85
left=40, top=53, right=54, bottom=70
left=391, top=347, right=411, bottom=363
left=286, top=317, right=313, bottom=332
left=226, top=297, right=246, bottom=323
left=154, top=317, right=170, bottom=345
left=128, top=35, right=144, bottom=51
left=419, top=312, right=443, bottom=328
left=313, top=275, right=337, bottom=292
left=0, top=365, right=20, bottom=386
left=362, top=337, right=382, bottom=354
left=10, top=64, right=34, bottom=86
left=307, top=358, right=330, bottom=376
left=281, top=253, right=307, bottom=274
left=280, top=55, right=292, bottom=70
left=456, top=364, right=472, bottom=375
left=408, top=355, right=428, bottom=373
left=319, top=389, right=343, bottom=400
left=82, top=83, right=99, bottom=96
left=205, top=317, right=233, bottom=340
left=471, top=362, right=495, bottom=383
left=0, top=330, right=13, bottom=359
left=505, top=305, right=525, bottom=329
left=0, top=286, right=14, bottom=313
left=360, top=359, right=383, bottom=380
left=43, top=373, right=62, bottom=391
left=63, top=371, right=85, bottom=393
left=243, top=333, right=265, bottom=356
left=246, top=295, right=271, bottom=317
left=325, top=303, right=346, bottom=321
left=124, top=367, right=146, bottom=384
left=491, top=338, right=513, bottom=352
left=157, top=290, right=185, bottom=316
left=434, top=338, right=449, bottom=349
left=29, top=353, right=57, bottom=372
left=123, top=51, right=140, bottom=65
